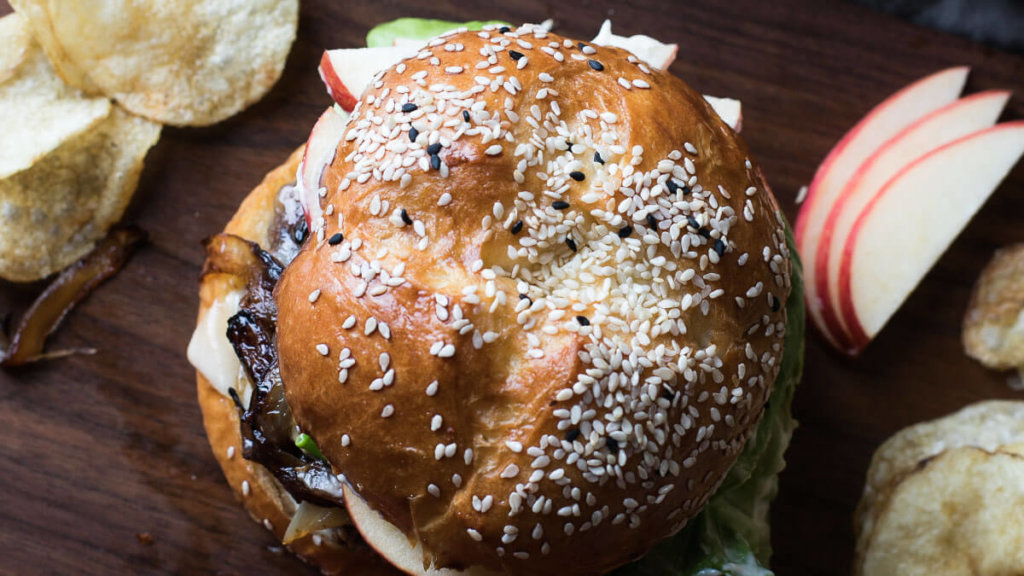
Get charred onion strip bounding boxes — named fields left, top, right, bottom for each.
left=1, top=226, right=146, bottom=367
left=204, top=233, right=344, bottom=507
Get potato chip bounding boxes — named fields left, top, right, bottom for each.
left=0, top=106, right=160, bottom=282
left=858, top=447, right=1024, bottom=576
left=855, top=400, right=1024, bottom=570
left=962, top=243, right=1024, bottom=369
left=9, top=0, right=298, bottom=127
left=0, top=12, right=111, bottom=179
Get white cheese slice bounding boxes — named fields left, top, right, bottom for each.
left=187, top=289, right=252, bottom=409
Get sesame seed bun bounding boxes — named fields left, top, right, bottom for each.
left=194, top=146, right=401, bottom=575
left=273, top=24, right=792, bottom=576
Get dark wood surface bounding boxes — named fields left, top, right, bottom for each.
left=2, top=1, right=1022, bottom=574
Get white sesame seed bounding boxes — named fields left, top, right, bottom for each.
left=485, top=144, right=503, bottom=156
left=426, top=381, right=439, bottom=396
left=467, top=528, right=483, bottom=541
left=241, top=480, right=250, bottom=497
left=381, top=404, right=394, bottom=418
left=226, top=446, right=235, bottom=459
left=500, top=464, right=520, bottom=478
left=341, top=434, right=351, bottom=447
left=315, top=344, right=329, bottom=356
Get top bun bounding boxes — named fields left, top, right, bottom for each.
left=275, top=24, right=791, bottom=575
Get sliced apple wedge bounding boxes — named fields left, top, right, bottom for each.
left=817, top=90, right=1010, bottom=345
left=299, top=106, right=349, bottom=227
left=839, top=122, right=1024, bottom=353
left=703, top=96, right=742, bottom=133
left=795, top=66, right=969, bottom=349
left=591, top=19, right=677, bottom=70
left=343, top=484, right=495, bottom=576
left=318, top=45, right=418, bottom=112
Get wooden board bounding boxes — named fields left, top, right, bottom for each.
left=1, top=1, right=1022, bottom=574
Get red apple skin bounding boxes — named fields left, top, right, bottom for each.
left=795, top=66, right=969, bottom=352
left=838, top=121, right=1024, bottom=354
left=815, top=90, right=1010, bottom=351
left=794, top=66, right=969, bottom=248
left=318, top=50, right=359, bottom=112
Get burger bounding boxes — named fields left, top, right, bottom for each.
left=187, top=19, right=805, bottom=576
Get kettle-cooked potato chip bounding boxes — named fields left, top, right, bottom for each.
left=858, top=447, right=1024, bottom=576
left=855, top=400, right=1024, bottom=574
left=0, top=106, right=160, bottom=281
left=9, top=0, right=298, bottom=126
left=0, top=12, right=111, bottom=179
left=962, top=243, right=1024, bottom=369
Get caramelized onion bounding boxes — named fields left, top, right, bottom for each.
left=1, top=226, right=146, bottom=367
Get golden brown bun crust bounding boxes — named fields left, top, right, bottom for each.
left=277, top=26, right=791, bottom=575
left=195, top=146, right=400, bottom=576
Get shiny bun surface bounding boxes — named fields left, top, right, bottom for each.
left=276, top=24, right=791, bottom=575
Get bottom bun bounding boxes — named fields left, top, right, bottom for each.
left=194, top=146, right=400, bottom=575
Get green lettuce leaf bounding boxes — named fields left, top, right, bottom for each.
left=366, top=18, right=510, bottom=48
left=365, top=17, right=805, bottom=574
left=616, top=220, right=805, bottom=576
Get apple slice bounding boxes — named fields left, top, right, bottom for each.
left=591, top=19, right=677, bottom=70
left=318, top=45, right=419, bottom=112
left=795, top=66, right=969, bottom=349
left=343, top=484, right=495, bottom=576
left=817, top=90, right=1010, bottom=345
left=703, top=95, right=742, bottom=133
left=839, top=122, right=1024, bottom=353
left=299, top=106, right=349, bottom=227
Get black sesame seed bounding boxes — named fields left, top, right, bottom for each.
left=569, top=171, right=585, bottom=182
left=686, top=216, right=700, bottom=230
left=228, top=387, right=243, bottom=410
left=588, top=59, right=604, bottom=71
left=646, top=213, right=658, bottom=230
left=565, top=237, right=577, bottom=252
left=771, top=295, right=781, bottom=312
left=565, top=428, right=581, bottom=442
left=518, top=293, right=529, bottom=300
left=699, top=227, right=711, bottom=239
left=429, top=153, right=441, bottom=171
left=593, top=151, right=605, bottom=164
left=713, top=238, right=726, bottom=257
left=565, top=139, right=574, bottom=150
left=681, top=184, right=692, bottom=196
left=606, top=437, right=619, bottom=453
left=427, top=142, right=442, bottom=155
left=577, top=42, right=587, bottom=50
left=462, top=110, right=470, bottom=122
left=666, top=179, right=679, bottom=194
left=660, top=388, right=676, bottom=401
left=408, top=127, right=419, bottom=142
left=328, top=232, right=344, bottom=245
left=576, top=315, right=590, bottom=326
left=401, top=103, right=417, bottom=113
left=617, top=225, right=633, bottom=238
left=552, top=201, right=570, bottom=210
left=511, top=219, right=523, bottom=235
left=400, top=209, right=412, bottom=225
left=509, top=50, right=524, bottom=61
left=499, top=26, right=511, bottom=34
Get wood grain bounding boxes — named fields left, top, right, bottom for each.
left=1, top=1, right=1022, bottom=574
